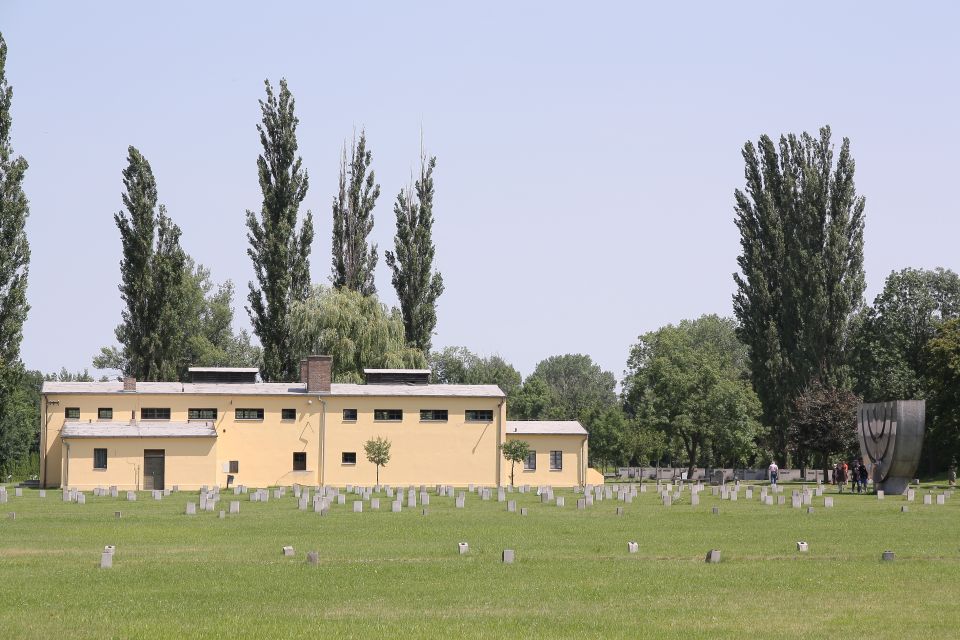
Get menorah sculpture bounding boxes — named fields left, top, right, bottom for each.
left=856, top=400, right=925, bottom=495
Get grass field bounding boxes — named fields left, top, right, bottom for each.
left=1, top=482, right=959, bottom=639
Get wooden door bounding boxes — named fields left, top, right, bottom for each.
left=144, top=449, right=165, bottom=490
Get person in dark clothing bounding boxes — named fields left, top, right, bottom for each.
left=858, top=462, right=869, bottom=493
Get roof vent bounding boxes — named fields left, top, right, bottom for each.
left=188, top=367, right=259, bottom=384
left=363, top=369, right=431, bottom=385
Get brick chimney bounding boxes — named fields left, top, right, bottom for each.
left=305, top=355, right=332, bottom=393
left=123, top=376, right=137, bottom=392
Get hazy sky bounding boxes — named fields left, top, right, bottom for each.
left=3, top=2, right=959, bottom=381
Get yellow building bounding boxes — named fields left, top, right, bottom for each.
left=40, top=356, right=595, bottom=490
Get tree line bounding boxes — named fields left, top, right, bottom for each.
left=1, top=31, right=959, bottom=478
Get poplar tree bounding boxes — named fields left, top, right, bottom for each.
left=110, top=146, right=186, bottom=381
left=0, top=33, right=32, bottom=471
left=331, top=131, right=380, bottom=295
left=385, top=153, right=444, bottom=352
left=245, top=79, right=314, bottom=382
left=732, top=126, right=866, bottom=463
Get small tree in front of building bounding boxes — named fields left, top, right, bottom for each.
left=364, top=436, right=392, bottom=485
left=500, top=440, right=531, bottom=487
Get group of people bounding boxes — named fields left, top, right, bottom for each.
left=833, top=460, right=869, bottom=493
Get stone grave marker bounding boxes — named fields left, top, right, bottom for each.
left=307, top=551, right=319, bottom=565
left=796, top=541, right=809, bottom=552
left=186, top=502, right=197, bottom=515
left=806, top=506, right=814, bottom=514
left=114, top=511, right=122, bottom=518
left=824, top=497, right=834, bottom=508
left=456, top=496, right=465, bottom=509
left=392, top=501, right=402, bottom=513
left=907, top=489, right=915, bottom=502
left=877, top=491, right=885, bottom=500
left=337, top=494, right=345, bottom=505
left=901, top=505, right=909, bottom=513
left=520, top=507, right=528, bottom=516
left=77, top=493, right=86, bottom=505
left=38, top=490, right=46, bottom=498
left=777, top=496, right=785, bottom=505
left=353, top=501, right=363, bottom=513
left=507, top=500, right=516, bottom=512
left=937, top=494, right=945, bottom=505
left=458, top=542, right=469, bottom=555
left=577, top=499, right=586, bottom=510
left=627, top=541, right=639, bottom=554
left=705, top=549, right=721, bottom=564
left=15, top=487, right=22, bottom=497
left=502, top=549, right=515, bottom=564
left=711, top=506, right=719, bottom=515
left=616, top=506, right=624, bottom=515
left=691, top=493, right=700, bottom=506
left=219, top=510, right=225, bottom=519
left=371, top=498, right=380, bottom=510
left=882, top=551, right=895, bottom=562
left=924, top=494, right=932, bottom=505
left=556, top=497, right=565, bottom=507
left=282, top=546, right=295, bottom=557
left=100, top=552, right=113, bottom=569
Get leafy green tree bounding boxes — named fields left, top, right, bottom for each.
left=623, top=315, right=762, bottom=477
left=385, top=153, right=444, bottom=352
left=924, top=318, right=960, bottom=470
left=106, top=146, right=186, bottom=381
left=518, top=354, right=617, bottom=420
left=849, top=267, right=960, bottom=402
left=429, top=346, right=522, bottom=399
left=246, top=78, right=314, bottom=382
left=364, top=436, right=392, bottom=484
left=288, top=286, right=425, bottom=383
left=500, top=439, right=531, bottom=487
left=0, top=33, right=31, bottom=472
left=733, top=126, right=866, bottom=463
left=331, top=131, right=380, bottom=295
left=788, top=380, right=860, bottom=473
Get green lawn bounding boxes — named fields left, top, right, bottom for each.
left=1, top=483, right=958, bottom=639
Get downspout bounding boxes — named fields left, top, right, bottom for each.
left=496, top=398, right=505, bottom=487
left=40, top=394, right=47, bottom=488
left=318, top=398, right=327, bottom=486
left=63, top=440, right=70, bottom=489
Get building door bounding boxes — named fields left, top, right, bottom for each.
left=144, top=449, right=165, bottom=490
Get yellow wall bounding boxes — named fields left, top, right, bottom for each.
left=502, top=433, right=587, bottom=487
left=321, top=397, right=505, bottom=486
left=61, top=437, right=217, bottom=490
left=41, top=391, right=513, bottom=488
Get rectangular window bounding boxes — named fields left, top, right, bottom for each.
left=374, top=409, right=402, bottom=421
left=65, top=407, right=80, bottom=420
left=281, top=408, right=296, bottom=421
left=420, top=409, right=448, bottom=422
left=342, top=451, right=357, bottom=465
left=235, top=408, right=264, bottom=420
left=550, top=450, right=563, bottom=471
left=141, top=408, right=171, bottom=420
left=293, top=452, right=307, bottom=471
left=97, top=408, right=113, bottom=420
left=229, top=460, right=239, bottom=473
left=524, top=450, right=537, bottom=471
left=188, top=408, right=217, bottom=420
left=342, top=409, right=358, bottom=421
left=466, top=409, right=493, bottom=422
left=94, top=448, right=107, bottom=470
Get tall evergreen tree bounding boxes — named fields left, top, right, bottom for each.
left=386, top=152, right=444, bottom=352
left=732, top=126, right=866, bottom=463
left=0, top=32, right=32, bottom=472
left=331, top=131, right=380, bottom=295
left=110, top=146, right=186, bottom=380
left=245, top=79, right=314, bottom=382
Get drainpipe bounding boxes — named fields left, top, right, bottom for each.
left=63, top=440, right=70, bottom=489
left=496, top=398, right=505, bottom=486
left=39, top=394, right=47, bottom=488
left=318, top=398, right=327, bottom=486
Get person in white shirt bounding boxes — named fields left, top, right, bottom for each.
left=768, top=461, right=779, bottom=486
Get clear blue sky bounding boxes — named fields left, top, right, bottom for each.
left=3, top=1, right=959, bottom=380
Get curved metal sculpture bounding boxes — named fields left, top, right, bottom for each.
left=856, top=400, right=925, bottom=495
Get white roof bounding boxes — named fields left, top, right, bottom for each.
left=506, top=420, right=588, bottom=436
left=61, top=422, right=218, bottom=438
left=187, top=367, right=259, bottom=373
left=42, top=381, right=504, bottom=398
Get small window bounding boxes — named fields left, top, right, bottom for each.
left=229, top=460, right=239, bottom=473
left=281, top=408, right=296, bottom=421
left=141, top=408, right=171, bottom=420
left=65, top=407, right=80, bottom=420
left=342, top=451, right=357, bottom=465
left=98, top=408, right=113, bottom=420
left=342, top=409, right=358, bottom=421
left=420, top=409, right=448, bottom=422
left=466, top=409, right=493, bottom=422
left=374, top=409, right=402, bottom=421
left=293, top=452, right=307, bottom=471
left=524, top=450, right=537, bottom=471
left=550, top=451, right=563, bottom=471
left=235, top=408, right=264, bottom=420
left=189, top=408, right=217, bottom=420
left=94, top=448, right=107, bottom=470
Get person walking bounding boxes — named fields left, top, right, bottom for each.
left=836, top=462, right=847, bottom=493
left=858, top=461, right=869, bottom=493
left=768, top=461, right=779, bottom=487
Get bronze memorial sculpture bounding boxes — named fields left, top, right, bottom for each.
left=856, top=400, right=925, bottom=495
